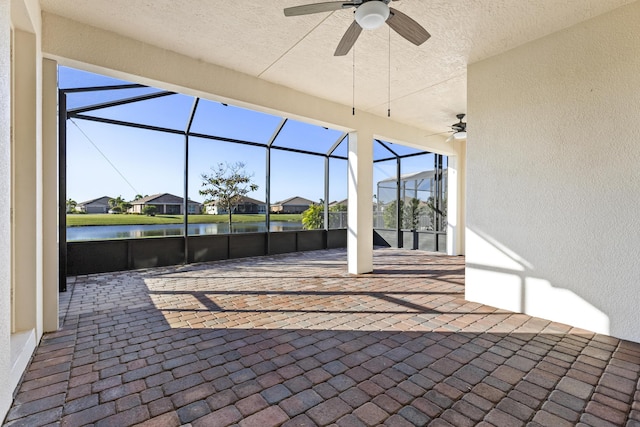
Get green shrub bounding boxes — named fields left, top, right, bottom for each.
left=302, top=204, right=324, bottom=230
left=143, top=205, right=157, bottom=216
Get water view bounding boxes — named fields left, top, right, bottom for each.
left=67, top=221, right=304, bottom=241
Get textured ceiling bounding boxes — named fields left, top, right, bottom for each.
left=40, top=0, right=635, bottom=134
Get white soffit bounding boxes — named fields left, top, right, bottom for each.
left=39, top=0, right=635, bottom=133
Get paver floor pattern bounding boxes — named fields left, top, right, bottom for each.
left=4, top=248, right=640, bottom=426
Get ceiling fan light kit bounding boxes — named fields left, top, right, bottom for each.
left=283, top=0, right=430, bottom=56
left=355, top=1, right=389, bottom=30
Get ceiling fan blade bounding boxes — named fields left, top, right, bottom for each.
left=334, top=20, right=362, bottom=56
left=284, top=2, right=354, bottom=17
left=387, top=7, right=431, bottom=46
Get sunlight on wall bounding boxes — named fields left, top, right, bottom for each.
left=466, top=267, right=523, bottom=313
left=466, top=229, right=610, bottom=335
left=525, top=278, right=609, bottom=335
left=466, top=229, right=529, bottom=272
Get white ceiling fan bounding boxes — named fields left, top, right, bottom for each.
left=283, top=0, right=431, bottom=56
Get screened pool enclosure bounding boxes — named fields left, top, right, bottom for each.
left=60, top=67, right=447, bottom=285
left=372, top=144, right=447, bottom=251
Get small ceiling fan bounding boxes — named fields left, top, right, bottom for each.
left=447, top=114, right=467, bottom=142
left=284, top=0, right=430, bottom=56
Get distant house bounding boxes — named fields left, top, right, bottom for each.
left=329, top=199, right=348, bottom=210
left=205, top=196, right=266, bottom=215
left=130, top=193, right=201, bottom=215
left=77, top=196, right=113, bottom=214
left=271, top=196, right=315, bottom=214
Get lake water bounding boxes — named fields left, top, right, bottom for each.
left=67, top=221, right=303, bottom=241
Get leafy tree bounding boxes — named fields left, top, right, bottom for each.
left=108, top=195, right=131, bottom=214
left=199, top=162, right=258, bottom=232
left=302, top=203, right=324, bottom=230
left=133, top=194, right=148, bottom=201
left=121, top=201, right=132, bottom=213
left=330, top=203, right=347, bottom=213
left=383, top=200, right=404, bottom=229
left=403, top=198, right=425, bottom=231
left=142, top=205, right=157, bottom=216
left=66, top=198, right=77, bottom=213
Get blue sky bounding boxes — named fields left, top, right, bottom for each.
left=61, top=67, right=435, bottom=205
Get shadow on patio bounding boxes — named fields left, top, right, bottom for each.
left=4, top=248, right=640, bottom=427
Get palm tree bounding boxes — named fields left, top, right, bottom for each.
left=108, top=196, right=124, bottom=209
left=108, top=196, right=126, bottom=213
left=403, top=198, right=425, bottom=231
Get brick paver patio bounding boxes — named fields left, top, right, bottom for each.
left=4, top=248, right=640, bottom=426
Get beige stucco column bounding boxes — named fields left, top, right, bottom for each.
left=12, top=28, right=38, bottom=334
left=347, top=130, right=373, bottom=274
left=10, top=3, right=57, bottom=339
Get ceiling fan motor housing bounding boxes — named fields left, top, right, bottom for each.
left=452, top=113, right=466, bottom=131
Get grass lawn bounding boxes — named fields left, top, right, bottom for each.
left=67, top=214, right=302, bottom=227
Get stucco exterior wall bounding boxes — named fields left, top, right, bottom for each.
left=466, top=2, right=640, bottom=342
left=0, top=0, right=13, bottom=419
